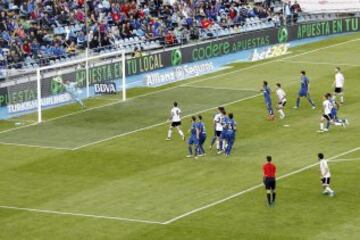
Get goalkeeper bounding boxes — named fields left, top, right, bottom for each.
left=54, top=76, right=85, bottom=109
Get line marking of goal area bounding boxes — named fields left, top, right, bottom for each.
left=279, top=60, right=360, bottom=67
left=0, top=37, right=358, bottom=139
left=162, top=146, right=360, bottom=225
left=0, top=205, right=164, bottom=225
left=1, top=147, right=359, bottom=225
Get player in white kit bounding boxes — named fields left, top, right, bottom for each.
left=332, top=67, right=345, bottom=104
left=275, top=83, right=287, bottom=120
left=209, top=107, right=226, bottom=151
left=318, top=93, right=333, bottom=133
left=166, top=102, right=185, bottom=141
left=318, top=153, right=335, bottom=197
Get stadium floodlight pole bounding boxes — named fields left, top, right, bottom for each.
left=36, top=68, right=42, bottom=123
left=122, top=49, right=126, bottom=101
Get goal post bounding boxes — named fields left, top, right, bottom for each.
left=35, top=48, right=126, bottom=123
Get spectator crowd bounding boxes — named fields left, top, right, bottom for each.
left=0, top=0, right=297, bottom=71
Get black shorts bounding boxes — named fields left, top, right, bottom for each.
left=322, top=114, right=331, bottom=121
left=278, top=100, right=287, bottom=107
left=215, top=130, right=222, bottom=137
left=334, top=87, right=343, bottom=93
left=321, top=177, right=331, bottom=185
left=264, top=177, right=276, bottom=190
left=171, top=121, right=181, bottom=127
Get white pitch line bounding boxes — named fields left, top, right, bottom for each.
left=1, top=149, right=359, bottom=225
left=162, top=146, right=360, bottom=224
left=280, top=60, right=360, bottom=67
left=0, top=141, right=73, bottom=151
left=0, top=205, right=164, bottom=225
left=72, top=93, right=262, bottom=150
left=1, top=37, right=358, bottom=138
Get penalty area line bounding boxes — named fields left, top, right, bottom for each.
left=0, top=205, right=164, bottom=225
left=162, top=146, right=360, bottom=225
left=0, top=141, right=73, bottom=151
left=71, top=93, right=262, bottom=150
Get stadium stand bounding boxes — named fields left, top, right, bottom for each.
left=0, top=0, right=286, bottom=73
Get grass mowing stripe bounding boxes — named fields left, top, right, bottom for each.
left=280, top=60, right=360, bottom=67
left=331, top=158, right=360, bottom=162
left=181, top=85, right=258, bottom=92
left=0, top=205, right=164, bottom=225
left=71, top=93, right=262, bottom=150
left=162, top=146, right=360, bottom=224
left=1, top=37, right=358, bottom=137
left=3, top=147, right=357, bottom=225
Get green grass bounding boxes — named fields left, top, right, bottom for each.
left=0, top=33, right=360, bottom=239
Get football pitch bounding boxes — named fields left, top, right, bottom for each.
left=1, top=33, right=360, bottom=239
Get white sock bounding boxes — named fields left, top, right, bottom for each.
left=278, top=109, right=285, bottom=118
left=334, top=122, right=342, bottom=126
left=168, top=129, right=172, bottom=139
left=178, top=129, right=184, bottom=138
left=326, top=186, right=334, bottom=193
left=320, top=123, right=324, bottom=130
left=216, top=140, right=219, bottom=150
left=340, top=96, right=344, bottom=103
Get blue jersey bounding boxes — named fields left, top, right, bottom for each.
left=300, top=76, right=309, bottom=92
left=262, top=86, right=272, bottom=103
left=190, top=122, right=197, bottom=136
left=329, top=99, right=337, bottom=118
left=197, top=122, right=206, bottom=135
left=226, top=119, right=236, bottom=133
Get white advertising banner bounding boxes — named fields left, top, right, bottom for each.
left=286, top=0, right=360, bottom=13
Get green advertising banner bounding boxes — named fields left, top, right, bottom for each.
left=1, top=17, right=359, bottom=110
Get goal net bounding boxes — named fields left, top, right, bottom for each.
left=3, top=49, right=126, bottom=124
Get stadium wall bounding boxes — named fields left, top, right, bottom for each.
left=0, top=17, right=359, bottom=117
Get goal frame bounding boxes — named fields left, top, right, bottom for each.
left=35, top=49, right=126, bottom=123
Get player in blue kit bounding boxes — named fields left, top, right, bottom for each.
left=187, top=116, right=200, bottom=158
left=328, top=94, right=349, bottom=129
left=224, top=113, right=236, bottom=157
left=294, top=71, right=316, bottom=109
left=197, top=115, right=207, bottom=157
left=261, top=81, right=274, bottom=120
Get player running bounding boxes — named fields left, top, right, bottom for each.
left=332, top=67, right=345, bottom=104
left=166, top=102, right=185, bottom=141
left=197, top=115, right=207, bottom=157
left=53, top=77, right=85, bottom=109
left=328, top=95, right=349, bottom=129
left=261, top=81, right=274, bottom=120
left=210, top=107, right=226, bottom=151
left=319, top=93, right=333, bottom=133
left=294, top=71, right=316, bottom=109
left=187, top=116, right=199, bottom=158
left=263, top=156, right=277, bottom=206
left=275, top=83, right=287, bottom=120
left=224, top=113, right=236, bottom=157
left=318, top=153, right=335, bottom=197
